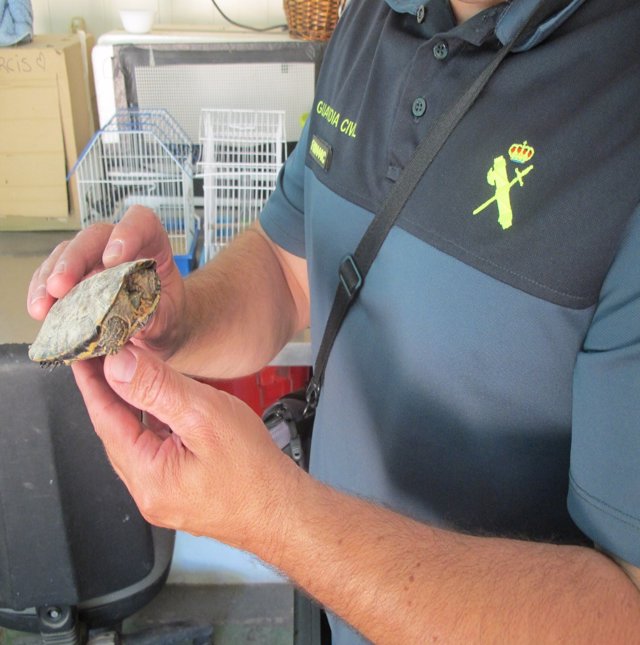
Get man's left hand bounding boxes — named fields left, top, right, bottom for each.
left=71, top=347, right=300, bottom=553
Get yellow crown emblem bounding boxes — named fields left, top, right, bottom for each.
left=508, top=141, right=535, bottom=164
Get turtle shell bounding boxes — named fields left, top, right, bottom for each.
left=29, top=259, right=161, bottom=365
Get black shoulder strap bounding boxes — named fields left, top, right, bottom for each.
left=304, top=31, right=523, bottom=416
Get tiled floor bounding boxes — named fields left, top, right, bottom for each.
left=0, top=231, right=295, bottom=644
left=124, top=584, right=294, bottom=645
left=0, top=584, right=294, bottom=645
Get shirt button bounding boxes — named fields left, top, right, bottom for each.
left=416, top=5, right=426, bottom=23
left=412, top=97, right=427, bottom=118
left=433, top=40, right=449, bottom=60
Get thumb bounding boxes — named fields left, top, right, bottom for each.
left=104, top=346, right=214, bottom=452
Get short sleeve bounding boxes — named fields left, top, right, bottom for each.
left=259, top=120, right=310, bottom=258
left=568, top=206, right=640, bottom=566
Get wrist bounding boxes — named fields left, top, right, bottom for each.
left=245, top=456, right=314, bottom=567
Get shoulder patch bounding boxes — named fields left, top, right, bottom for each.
left=309, top=134, right=333, bottom=172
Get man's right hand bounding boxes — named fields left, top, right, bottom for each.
left=27, top=205, right=187, bottom=361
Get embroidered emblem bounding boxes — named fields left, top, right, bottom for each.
left=473, top=141, right=535, bottom=230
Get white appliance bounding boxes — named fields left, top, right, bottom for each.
left=92, top=27, right=325, bottom=146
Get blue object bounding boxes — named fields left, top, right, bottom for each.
left=173, top=219, right=200, bottom=276
left=0, top=0, right=32, bottom=46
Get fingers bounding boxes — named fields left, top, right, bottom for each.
left=103, top=346, right=221, bottom=455
left=27, top=238, right=71, bottom=319
left=143, top=411, right=174, bottom=440
left=31, top=223, right=113, bottom=308
left=71, top=357, right=163, bottom=477
left=72, top=358, right=144, bottom=446
left=27, top=205, right=174, bottom=321
left=27, top=221, right=113, bottom=320
left=103, top=206, right=176, bottom=273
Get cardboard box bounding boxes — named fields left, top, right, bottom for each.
left=0, top=34, right=98, bottom=230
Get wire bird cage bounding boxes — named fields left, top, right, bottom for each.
left=71, top=109, right=198, bottom=274
left=197, top=109, right=287, bottom=262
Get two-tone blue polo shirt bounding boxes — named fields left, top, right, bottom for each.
left=260, top=0, right=640, bottom=639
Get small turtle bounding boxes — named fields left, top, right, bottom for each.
left=29, top=259, right=161, bottom=366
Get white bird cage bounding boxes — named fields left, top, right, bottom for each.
left=197, top=109, right=287, bottom=262
left=71, top=109, right=198, bottom=274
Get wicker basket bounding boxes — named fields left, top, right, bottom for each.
left=284, top=0, right=347, bottom=41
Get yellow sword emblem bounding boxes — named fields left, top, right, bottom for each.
left=473, top=155, right=534, bottom=230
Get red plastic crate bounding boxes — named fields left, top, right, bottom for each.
left=203, top=366, right=311, bottom=415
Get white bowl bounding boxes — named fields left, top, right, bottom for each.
left=119, top=9, right=155, bottom=34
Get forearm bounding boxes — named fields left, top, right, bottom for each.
left=257, top=473, right=640, bottom=643
left=169, top=223, right=309, bottom=378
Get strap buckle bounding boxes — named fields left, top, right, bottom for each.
left=304, top=379, right=321, bottom=418
left=339, top=254, right=363, bottom=301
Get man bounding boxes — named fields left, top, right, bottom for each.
left=28, top=0, right=640, bottom=642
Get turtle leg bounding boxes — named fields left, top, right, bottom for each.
left=98, top=314, right=132, bottom=355
left=39, top=360, right=63, bottom=369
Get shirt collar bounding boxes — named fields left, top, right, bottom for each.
left=384, top=0, right=587, bottom=51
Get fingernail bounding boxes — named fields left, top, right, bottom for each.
left=52, top=260, right=66, bottom=276
left=110, top=347, right=137, bottom=383
left=30, top=284, right=46, bottom=305
left=103, top=240, right=124, bottom=263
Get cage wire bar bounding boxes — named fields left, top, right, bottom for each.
left=197, top=109, right=287, bottom=262
left=71, top=109, right=198, bottom=269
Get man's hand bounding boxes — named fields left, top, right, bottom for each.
left=27, top=206, right=186, bottom=360
left=71, top=346, right=300, bottom=552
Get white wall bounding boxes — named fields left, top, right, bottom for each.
left=32, top=0, right=287, bottom=37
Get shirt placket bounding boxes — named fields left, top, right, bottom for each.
left=386, top=12, right=501, bottom=181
